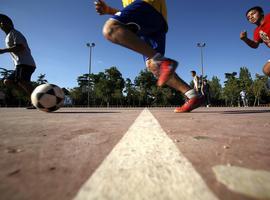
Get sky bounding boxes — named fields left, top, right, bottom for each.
left=0, top=0, right=269, bottom=89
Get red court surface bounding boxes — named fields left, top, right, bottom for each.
left=0, top=107, right=269, bottom=200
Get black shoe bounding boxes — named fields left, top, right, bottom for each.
left=26, top=106, right=36, bottom=109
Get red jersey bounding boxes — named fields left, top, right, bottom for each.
left=254, top=13, right=270, bottom=47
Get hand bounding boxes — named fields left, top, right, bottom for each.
left=240, top=31, right=247, bottom=40
left=94, top=0, right=110, bottom=15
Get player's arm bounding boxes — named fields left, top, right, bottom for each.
left=240, top=31, right=259, bottom=49
left=0, top=44, right=25, bottom=54
left=194, top=77, right=199, bottom=91
left=94, top=0, right=119, bottom=15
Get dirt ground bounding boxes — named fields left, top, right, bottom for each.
left=0, top=107, right=269, bottom=200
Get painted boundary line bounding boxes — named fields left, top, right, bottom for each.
left=73, top=108, right=219, bottom=200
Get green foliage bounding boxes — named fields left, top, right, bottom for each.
left=222, top=67, right=270, bottom=106
left=1, top=65, right=270, bottom=107
left=208, top=76, right=222, bottom=105
left=36, top=74, right=48, bottom=85
left=239, top=67, right=253, bottom=90
left=252, top=74, right=269, bottom=106
left=68, top=67, right=186, bottom=107
left=223, top=74, right=240, bottom=106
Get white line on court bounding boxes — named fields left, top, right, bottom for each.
left=73, top=108, right=219, bottom=200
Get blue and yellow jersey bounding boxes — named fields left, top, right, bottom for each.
left=122, top=0, right=167, bottom=22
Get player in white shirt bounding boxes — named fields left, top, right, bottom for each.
left=191, top=70, right=201, bottom=95
left=0, top=14, right=36, bottom=98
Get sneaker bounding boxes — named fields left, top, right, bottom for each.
left=157, top=58, right=178, bottom=86
left=26, top=105, right=36, bottom=109
left=174, top=95, right=205, bottom=113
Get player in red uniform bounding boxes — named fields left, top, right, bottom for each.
left=240, top=6, right=270, bottom=77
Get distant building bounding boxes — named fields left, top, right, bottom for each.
left=64, top=95, right=73, bottom=106
left=62, top=88, right=73, bottom=106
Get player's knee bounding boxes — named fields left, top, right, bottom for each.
left=103, top=20, right=119, bottom=42
left=263, top=62, right=270, bottom=77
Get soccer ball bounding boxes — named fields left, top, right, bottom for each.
left=31, top=83, right=64, bottom=112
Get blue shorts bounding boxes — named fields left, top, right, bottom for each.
left=111, top=1, right=168, bottom=60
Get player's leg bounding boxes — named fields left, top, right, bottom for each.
left=103, top=1, right=203, bottom=111
left=102, top=1, right=161, bottom=59
left=3, top=66, right=35, bottom=108
left=3, top=78, right=15, bottom=87
left=263, top=60, right=270, bottom=77
left=16, top=65, right=35, bottom=97
left=146, top=60, right=204, bottom=112
left=145, top=35, right=204, bottom=112
left=18, top=81, right=34, bottom=96
left=3, top=69, right=19, bottom=90
left=242, top=98, right=246, bottom=107
left=103, top=1, right=177, bottom=86
left=170, top=76, right=204, bottom=112
left=103, top=19, right=156, bottom=59
left=17, top=65, right=36, bottom=109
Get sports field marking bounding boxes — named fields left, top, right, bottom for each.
left=73, top=108, right=219, bottom=200
left=213, top=165, right=270, bottom=199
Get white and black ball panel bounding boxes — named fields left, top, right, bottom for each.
left=31, top=83, right=64, bottom=112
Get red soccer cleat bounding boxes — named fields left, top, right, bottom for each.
left=157, top=59, right=178, bottom=86
left=174, top=95, right=205, bottom=113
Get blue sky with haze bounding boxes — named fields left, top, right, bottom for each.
left=0, top=0, right=269, bottom=88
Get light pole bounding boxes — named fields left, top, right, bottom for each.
left=197, top=42, right=206, bottom=78
left=86, top=42, right=95, bottom=107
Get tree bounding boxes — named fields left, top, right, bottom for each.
left=94, top=72, right=111, bottom=106
left=77, top=74, right=89, bottom=90
left=239, top=67, right=253, bottom=89
left=105, top=67, right=125, bottom=106
left=70, top=65, right=270, bottom=107
left=223, top=72, right=240, bottom=106
left=134, top=69, right=184, bottom=106
left=124, top=78, right=137, bottom=106
left=238, top=67, right=253, bottom=103
left=208, top=76, right=223, bottom=106
left=0, top=67, right=13, bottom=79
left=36, top=74, right=48, bottom=85
left=252, top=74, right=268, bottom=106
left=134, top=69, right=156, bottom=106
left=151, top=86, right=173, bottom=106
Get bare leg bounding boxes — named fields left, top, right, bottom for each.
left=146, top=59, right=191, bottom=94
left=103, top=19, right=157, bottom=58
left=165, top=73, right=191, bottom=94
left=3, top=79, right=19, bottom=90
left=103, top=18, right=202, bottom=112
left=4, top=79, right=33, bottom=97
left=263, top=61, right=270, bottom=77
left=18, top=81, right=34, bottom=96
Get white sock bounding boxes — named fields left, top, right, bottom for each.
left=185, top=89, right=197, bottom=99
